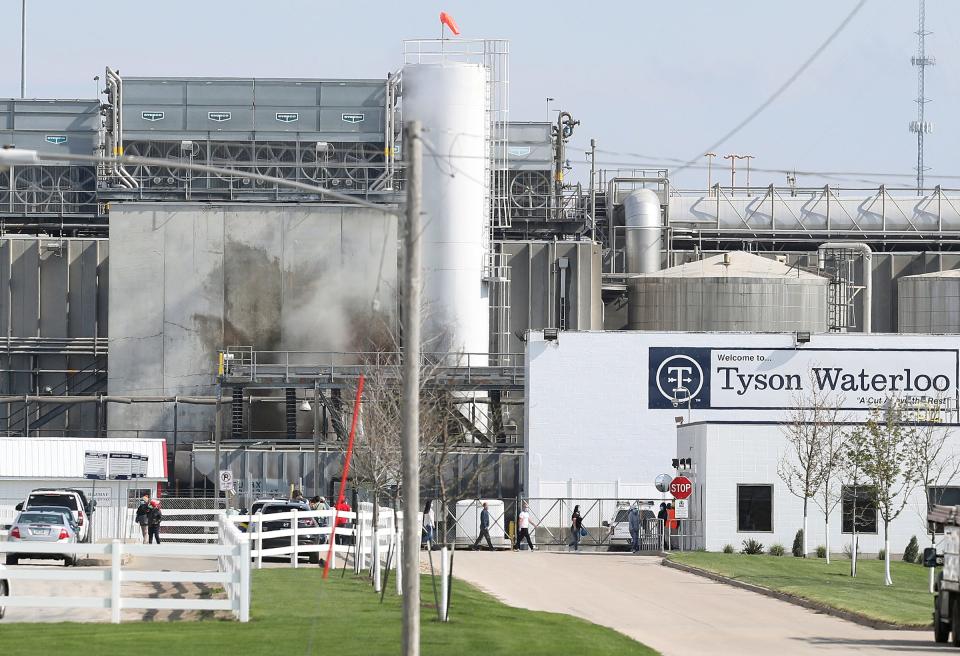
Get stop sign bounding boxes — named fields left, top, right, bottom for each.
left=669, top=476, right=693, bottom=500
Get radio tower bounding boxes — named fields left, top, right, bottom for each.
left=909, top=0, right=934, bottom=195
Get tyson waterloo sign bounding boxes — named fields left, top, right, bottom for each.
left=648, top=346, right=958, bottom=411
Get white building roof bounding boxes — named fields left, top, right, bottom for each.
left=0, top=437, right=167, bottom=480
left=640, top=251, right=825, bottom=280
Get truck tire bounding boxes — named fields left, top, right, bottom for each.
left=935, top=597, right=950, bottom=643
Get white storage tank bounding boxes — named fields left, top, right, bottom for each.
left=898, top=269, right=960, bottom=333
left=401, top=62, right=489, bottom=354
left=628, top=251, right=828, bottom=332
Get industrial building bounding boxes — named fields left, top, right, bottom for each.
left=3, top=35, right=960, bottom=549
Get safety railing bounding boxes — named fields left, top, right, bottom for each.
left=220, top=347, right=525, bottom=387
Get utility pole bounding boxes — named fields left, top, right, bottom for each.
left=723, top=154, right=738, bottom=195
left=589, top=138, right=597, bottom=241
left=545, top=97, right=554, bottom=123
left=738, top=154, right=754, bottom=194
left=214, top=385, right=222, bottom=508
left=704, top=152, right=716, bottom=195
left=20, top=0, right=26, bottom=98
left=401, top=120, right=423, bottom=656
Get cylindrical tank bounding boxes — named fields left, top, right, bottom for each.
left=898, top=270, right=960, bottom=333
left=628, top=251, right=828, bottom=331
left=623, top=189, right=661, bottom=274
left=402, top=62, right=489, bottom=354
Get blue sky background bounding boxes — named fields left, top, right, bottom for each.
left=1, top=0, right=956, bottom=189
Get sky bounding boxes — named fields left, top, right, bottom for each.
left=1, top=0, right=957, bottom=190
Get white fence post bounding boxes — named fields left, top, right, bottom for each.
left=256, top=514, right=263, bottom=570
left=292, top=509, right=299, bottom=568
left=440, top=546, right=449, bottom=622
left=110, top=539, right=122, bottom=624
left=373, top=524, right=382, bottom=593
left=239, top=536, right=251, bottom=622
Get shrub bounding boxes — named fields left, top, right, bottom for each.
left=842, top=543, right=855, bottom=559
left=769, top=543, right=785, bottom=557
left=903, top=536, right=920, bottom=563
left=815, top=545, right=827, bottom=559
left=792, top=529, right=804, bottom=557
left=741, top=539, right=765, bottom=555
left=722, top=544, right=735, bottom=554
left=878, top=548, right=887, bottom=560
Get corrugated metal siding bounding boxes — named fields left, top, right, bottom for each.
left=0, top=437, right=166, bottom=479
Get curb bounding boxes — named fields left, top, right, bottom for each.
left=661, top=558, right=930, bottom=632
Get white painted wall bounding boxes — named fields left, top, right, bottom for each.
left=525, top=331, right=960, bottom=498
left=677, top=422, right=954, bottom=554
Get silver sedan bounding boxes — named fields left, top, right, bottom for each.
left=5, top=511, right=79, bottom=567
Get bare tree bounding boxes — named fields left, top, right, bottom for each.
left=812, top=413, right=848, bottom=565
left=779, top=381, right=840, bottom=557
left=858, top=400, right=920, bottom=586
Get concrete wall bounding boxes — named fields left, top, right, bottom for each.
left=677, top=422, right=955, bottom=554
left=108, top=203, right=397, bottom=439
left=525, top=331, right=960, bottom=499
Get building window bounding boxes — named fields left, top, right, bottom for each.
left=841, top=486, right=877, bottom=534
left=737, top=484, right=773, bottom=532
left=928, top=487, right=960, bottom=533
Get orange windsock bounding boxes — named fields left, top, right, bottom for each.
left=440, top=11, right=460, bottom=36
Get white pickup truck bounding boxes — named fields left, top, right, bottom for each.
left=925, top=505, right=960, bottom=645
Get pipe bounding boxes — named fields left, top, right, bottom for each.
left=623, top=189, right=662, bottom=274
left=606, top=176, right=668, bottom=273
left=817, top=242, right=872, bottom=334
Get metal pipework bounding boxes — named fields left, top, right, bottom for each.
left=818, top=242, right=872, bottom=334
left=606, top=176, right=669, bottom=273
left=623, top=189, right=662, bottom=274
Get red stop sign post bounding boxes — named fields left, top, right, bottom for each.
left=670, top=476, right=693, bottom=500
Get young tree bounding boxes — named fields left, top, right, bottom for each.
left=858, top=401, right=920, bottom=586
left=842, top=424, right=871, bottom=577
left=812, top=414, right=848, bottom=565
left=779, top=383, right=838, bottom=558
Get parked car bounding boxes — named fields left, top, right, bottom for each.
left=17, top=489, right=95, bottom=543
left=604, top=502, right=659, bottom=550
left=238, top=498, right=310, bottom=532
left=252, top=501, right=323, bottom=564
left=23, top=506, right=79, bottom=535
left=6, top=510, right=79, bottom=566
left=0, top=563, right=7, bottom=620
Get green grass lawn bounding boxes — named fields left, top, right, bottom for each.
left=1, top=569, right=657, bottom=656
left=669, top=552, right=933, bottom=627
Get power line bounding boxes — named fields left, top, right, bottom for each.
left=672, top=0, right=869, bottom=176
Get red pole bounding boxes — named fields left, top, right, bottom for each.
left=323, top=374, right=365, bottom=579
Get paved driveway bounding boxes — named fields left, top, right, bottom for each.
left=450, top=551, right=947, bottom=655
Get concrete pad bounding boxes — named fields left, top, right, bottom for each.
left=449, top=551, right=946, bottom=655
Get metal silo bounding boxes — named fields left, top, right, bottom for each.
left=628, top=251, right=828, bottom=332
left=401, top=62, right=489, bottom=355
left=898, top=269, right=960, bottom=333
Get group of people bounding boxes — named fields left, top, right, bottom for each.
left=134, top=494, right=163, bottom=544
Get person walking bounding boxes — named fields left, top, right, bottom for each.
left=135, top=494, right=151, bottom=544
left=657, top=502, right=669, bottom=550
left=628, top=503, right=641, bottom=553
left=514, top=502, right=535, bottom=551
left=568, top=505, right=584, bottom=551
left=666, top=502, right=679, bottom=550
left=422, top=500, right=436, bottom=550
left=472, top=502, right=494, bottom=550
left=147, top=499, right=163, bottom=544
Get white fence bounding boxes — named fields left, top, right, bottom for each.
left=0, top=515, right=250, bottom=623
